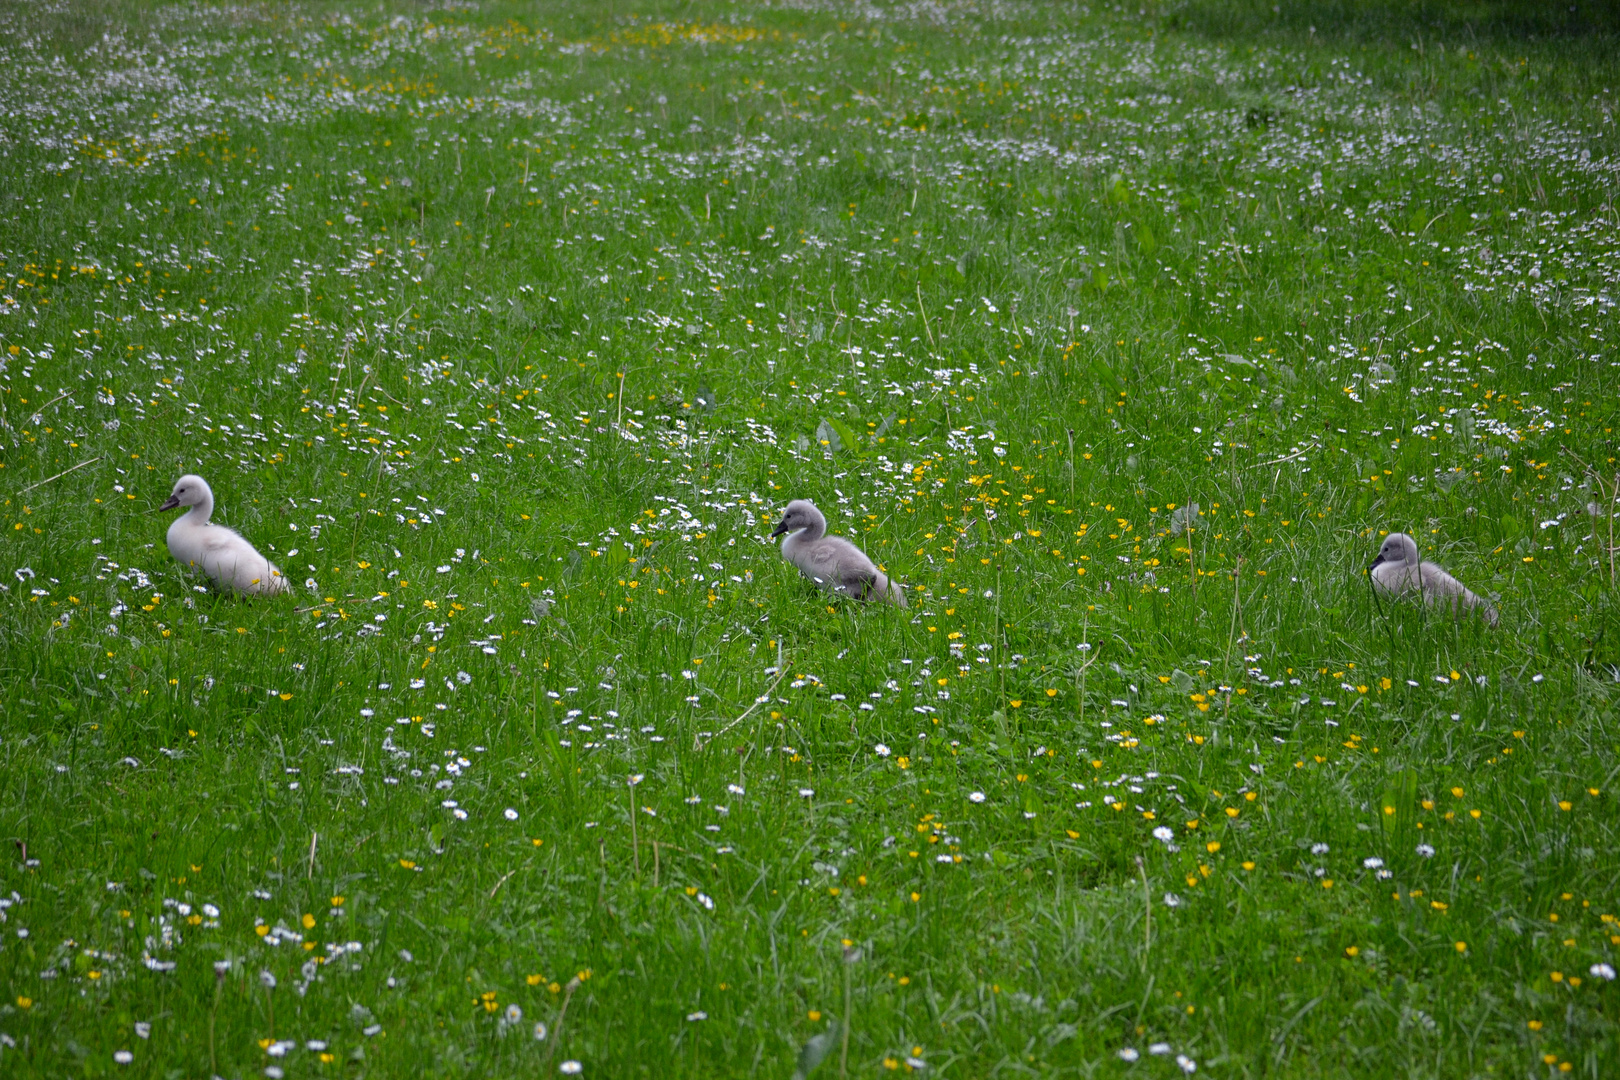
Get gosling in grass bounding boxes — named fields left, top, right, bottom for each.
left=160, top=474, right=289, bottom=596
left=771, top=499, right=906, bottom=607
left=1367, top=531, right=1497, bottom=626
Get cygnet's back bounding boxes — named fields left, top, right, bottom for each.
left=161, top=474, right=289, bottom=596
left=1368, top=532, right=1496, bottom=625
left=771, top=499, right=906, bottom=607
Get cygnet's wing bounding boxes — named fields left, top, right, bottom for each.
left=792, top=536, right=876, bottom=596
left=209, top=541, right=260, bottom=588
left=197, top=530, right=281, bottom=595
left=803, top=541, right=840, bottom=571
left=1419, top=561, right=1497, bottom=624
left=195, top=522, right=250, bottom=553
left=1416, top=560, right=1468, bottom=597
left=169, top=520, right=242, bottom=572
left=824, top=536, right=879, bottom=581
left=829, top=537, right=899, bottom=602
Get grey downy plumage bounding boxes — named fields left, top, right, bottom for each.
left=771, top=499, right=906, bottom=607
left=1368, top=532, right=1497, bottom=626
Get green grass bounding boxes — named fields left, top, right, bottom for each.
left=1, top=0, right=1617, bottom=1075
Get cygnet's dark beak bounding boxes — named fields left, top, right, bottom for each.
left=158, top=495, right=181, bottom=512
left=1367, top=554, right=1386, bottom=572
left=770, top=520, right=789, bottom=538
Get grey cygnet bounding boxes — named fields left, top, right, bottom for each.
left=1368, top=531, right=1497, bottom=626
left=771, top=499, right=906, bottom=607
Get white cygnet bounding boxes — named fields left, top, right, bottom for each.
left=160, top=474, right=290, bottom=596
left=1368, top=532, right=1496, bottom=626
left=772, top=499, right=906, bottom=607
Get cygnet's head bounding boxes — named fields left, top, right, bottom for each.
left=159, top=474, right=212, bottom=512
left=771, top=499, right=823, bottom=538
left=1369, top=532, right=1419, bottom=571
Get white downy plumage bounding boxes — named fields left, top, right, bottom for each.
left=160, top=474, right=289, bottom=596
left=771, top=499, right=906, bottom=607
left=1368, top=532, right=1496, bottom=626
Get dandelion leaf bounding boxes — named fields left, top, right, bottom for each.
left=826, top=417, right=860, bottom=456
left=814, top=419, right=841, bottom=453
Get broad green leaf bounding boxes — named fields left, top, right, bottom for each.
left=1135, top=220, right=1157, bottom=254
left=826, top=417, right=861, bottom=456
left=1090, top=356, right=1122, bottom=392
left=1379, top=768, right=1417, bottom=837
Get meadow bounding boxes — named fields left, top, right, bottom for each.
left=1, top=0, right=1618, bottom=1075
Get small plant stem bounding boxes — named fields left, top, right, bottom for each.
left=348, top=509, right=362, bottom=564
left=1609, top=471, right=1618, bottom=587
left=1136, top=855, right=1151, bottom=970
left=696, top=661, right=790, bottom=750
left=17, top=456, right=99, bottom=495
left=1224, top=557, right=1245, bottom=722
left=1066, top=427, right=1076, bottom=506
left=840, top=958, right=853, bottom=1080
left=915, top=283, right=936, bottom=354
left=627, top=782, right=640, bottom=878
left=1073, top=615, right=1096, bottom=726
left=1224, top=560, right=1241, bottom=669
left=210, top=966, right=224, bottom=1077
left=542, top=977, right=580, bottom=1076
left=995, top=567, right=1005, bottom=706
left=1187, top=522, right=1197, bottom=604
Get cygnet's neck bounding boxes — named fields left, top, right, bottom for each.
left=791, top=508, right=827, bottom=542
left=183, top=493, right=215, bottom=526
